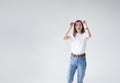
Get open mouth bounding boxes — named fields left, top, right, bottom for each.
left=78, top=28, right=81, bottom=30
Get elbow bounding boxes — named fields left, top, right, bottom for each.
left=86, top=34, right=92, bottom=39
left=63, top=36, right=69, bottom=40
left=63, top=37, right=67, bottom=40
left=89, top=34, right=92, bottom=38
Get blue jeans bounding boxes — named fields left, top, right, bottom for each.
left=67, top=55, right=87, bottom=83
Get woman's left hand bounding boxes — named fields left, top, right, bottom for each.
left=82, top=20, right=87, bottom=25
left=82, top=20, right=87, bottom=28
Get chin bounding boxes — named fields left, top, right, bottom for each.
left=77, top=30, right=81, bottom=33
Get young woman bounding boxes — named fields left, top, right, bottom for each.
left=63, top=20, right=91, bottom=83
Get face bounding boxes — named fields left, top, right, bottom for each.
left=75, top=22, right=83, bottom=33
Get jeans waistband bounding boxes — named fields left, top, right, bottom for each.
left=71, top=53, right=86, bottom=58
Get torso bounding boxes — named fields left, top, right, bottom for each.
left=70, top=32, right=87, bottom=55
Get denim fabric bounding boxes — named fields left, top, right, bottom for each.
left=67, top=55, right=87, bottom=83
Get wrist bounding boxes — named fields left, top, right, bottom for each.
left=83, top=24, right=87, bottom=29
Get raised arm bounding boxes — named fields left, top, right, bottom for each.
left=63, top=22, right=74, bottom=40
left=82, top=20, right=92, bottom=39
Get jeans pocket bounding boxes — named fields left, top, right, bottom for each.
left=70, top=56, right=76, bottom=65
left=79, top=57, right=86, bottom=64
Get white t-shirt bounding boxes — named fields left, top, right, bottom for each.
left=70, top=32, right=88, bottom=55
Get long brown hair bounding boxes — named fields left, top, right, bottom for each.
left=73, top=20, right=85, bottom=37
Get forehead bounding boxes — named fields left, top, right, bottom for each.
left=76, top=22, right=82, bottom=25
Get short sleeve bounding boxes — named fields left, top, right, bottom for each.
left=83, top=32, right=88, bottom=40
left=69, top=33, right=74, bottom=40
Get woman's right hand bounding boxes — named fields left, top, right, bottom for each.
left=63, top=22, right=74, bottom=40
left=70, top=22, right=74, bottom=28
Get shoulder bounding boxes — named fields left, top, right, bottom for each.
left=82, top=32, right=86, bottom=36
left=70, top=33, right=74, bottom=39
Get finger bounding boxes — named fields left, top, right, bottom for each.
left=82, top=21, right=85, bottom=24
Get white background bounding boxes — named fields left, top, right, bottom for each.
left=0, top=0, right=120, bottom=83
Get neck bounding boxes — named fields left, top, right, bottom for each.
left=77, top=32, right=82, bottom=34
